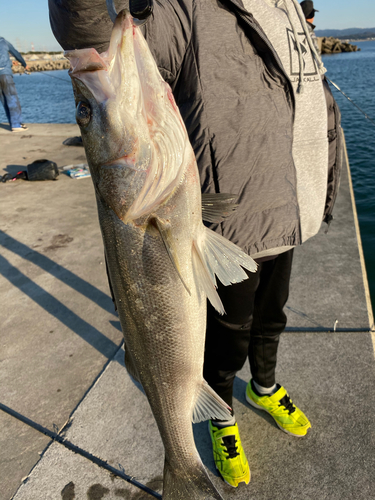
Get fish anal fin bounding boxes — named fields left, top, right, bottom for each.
left=201, top=193, right=239, bottom=223
left=151, top=216, right=191, bottom=296
left=192, top=380, right=232, bottom=423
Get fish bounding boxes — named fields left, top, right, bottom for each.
left=65, top=10, right=256, bottom=500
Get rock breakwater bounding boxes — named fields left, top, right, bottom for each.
left=318, top=37, right=360, bottom=54
left=11, top=55, right=70, bottom=73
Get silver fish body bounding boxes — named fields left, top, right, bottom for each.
left=66, top=10, right=256, bottom=499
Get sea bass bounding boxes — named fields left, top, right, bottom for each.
left=66, top=10, right=256, bottom=500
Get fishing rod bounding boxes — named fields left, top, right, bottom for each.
left=36, top=71, right=71, bottom=83
left=24, top=69, right=71, bottom=84
left=326, top=76, right=375, bottom=129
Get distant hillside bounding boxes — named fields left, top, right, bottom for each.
left=316, top=27, right=375, bottom=38
left=337, top=32, right=375, bottom=41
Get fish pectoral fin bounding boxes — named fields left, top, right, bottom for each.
left=192, top=227, right=258, bottom=314
left=201, top=193, right=239, bottom=223
left=192, top=381, right=232, bottom=423
left=151, top=216, right=191, bottom=295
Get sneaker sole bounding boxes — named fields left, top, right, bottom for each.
left=220, top=471, right=250, bottom=488
left=245, top=391, right=310, bottom=438
left=216, top=464, right=251, bottom=488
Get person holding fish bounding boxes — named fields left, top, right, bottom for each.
left=49, top=0, right=341, bottom=496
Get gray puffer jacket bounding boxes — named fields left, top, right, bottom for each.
left=49, top=0, right=341, bottom=257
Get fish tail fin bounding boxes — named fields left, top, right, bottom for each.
left=163, top=457, right=225, bottom=500
left=192, top=227, right=257, bottom=314
left=193, top=380, right=232, bottom=423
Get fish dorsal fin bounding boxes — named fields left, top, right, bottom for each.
left=201, top=193, right=238, bottom=223
left=192, top=227, right=257, bottom=314
left=192, top=380, right=232, bottom=423
left=151, top=216, right=191, bottom=295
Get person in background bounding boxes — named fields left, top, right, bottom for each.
left=0, top=36, right=28, bottom=132
left=48, top=0, right=342, bottom=489
left=300, top=0, right=320, bottom=53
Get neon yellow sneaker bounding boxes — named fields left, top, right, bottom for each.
left=208, top=420, right=250, bottom=487
left=245, top=380, right=311, bottom=437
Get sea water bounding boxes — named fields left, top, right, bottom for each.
left=9, top=70, right=75, bottom=124
left=322, top=41, right=375, bottom=317
left=2, top=42, right=375, bottom=314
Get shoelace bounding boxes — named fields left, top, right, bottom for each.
left=278, top=394, right=296, bottom=414
left=222, top=435, right=240, bottom=459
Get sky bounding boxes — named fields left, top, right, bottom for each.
left=0, top=0, right=374, bottom=52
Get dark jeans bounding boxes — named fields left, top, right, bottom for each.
left=203, top=249, right=294, bottom=407
left=0, top=75, right=22, bottom=129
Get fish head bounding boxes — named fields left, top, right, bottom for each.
left=66, top=11, right=143, bottom=171
left=69, top=61, right=136, bottom=165
left=65, top=10, right=188, bottom=223
left=65, top=11, right=153, bottom=218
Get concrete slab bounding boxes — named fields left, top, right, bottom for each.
left=0, top=123, right=123, bottom=499
left=0, top=122, right=87, bottom=177
left=12, top=331, right=375, bottom=500
left=288, top=147, right=373, bottom=331
left=10, top=441, right=157, bottom=500
left=0, top=410, right=51, bottom=500
left=200, top=330, right=375, bottom=500
left=2, top=124, right=374, bottom=500
left=46, top=348, right=164, bottom=494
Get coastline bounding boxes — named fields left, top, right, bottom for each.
left=10, top=36, right=365, bottom=74
left=11, top=54, right=70, bottom=73
left=342, top=38, right=375, bottom=42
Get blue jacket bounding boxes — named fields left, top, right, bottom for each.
left=0, top=37, right=26, bottom=76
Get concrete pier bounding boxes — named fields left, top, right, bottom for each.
left=1, top=123, right=374, bottom=500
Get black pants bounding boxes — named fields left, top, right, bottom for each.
left=203, top=249, right=294, bottom=407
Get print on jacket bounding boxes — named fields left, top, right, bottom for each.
left=287, top=28, right=319, bottom=77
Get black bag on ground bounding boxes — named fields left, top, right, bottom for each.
left=27, top=159, right=59, bottom=181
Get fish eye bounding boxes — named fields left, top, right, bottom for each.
left=76, top=101, right=91, bottom=127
